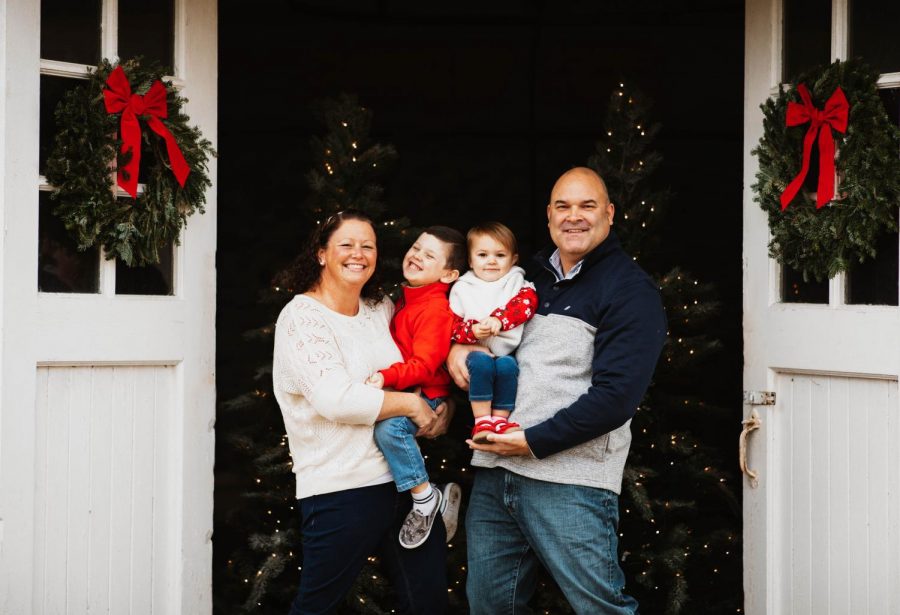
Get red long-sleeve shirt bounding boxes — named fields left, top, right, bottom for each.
left=379, top=282, right=454, bottom=399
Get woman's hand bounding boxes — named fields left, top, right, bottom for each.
left=406, top=394, right=437, bottom=432
left=416, top=398, right=455, bottom=439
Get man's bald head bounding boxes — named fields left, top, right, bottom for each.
left=546, top=167, right=616, bottom=274
left=550, top=167, right=611, bottom=205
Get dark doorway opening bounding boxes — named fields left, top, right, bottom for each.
left=216, top=2, right=745, bottom=612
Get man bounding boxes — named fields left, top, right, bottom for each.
left=447, top=167, right=667, bottom=614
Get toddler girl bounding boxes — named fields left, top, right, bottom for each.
left=449, top=222, right=537, bottom=443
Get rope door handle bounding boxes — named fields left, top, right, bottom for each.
left=739, top=409, right=761, bottom=488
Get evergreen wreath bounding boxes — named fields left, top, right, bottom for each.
left=753, top=58, right=900, bottom=281
left=45, top=58, right=215, bottom=267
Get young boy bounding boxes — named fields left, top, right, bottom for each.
left=366, top=226, right=466, bottom=549
left=449, top=222, right=537, bottom=443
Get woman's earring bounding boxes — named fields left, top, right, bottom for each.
left=319, top=260, right=325, bottom=266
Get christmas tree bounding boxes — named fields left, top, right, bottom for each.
left=297, top=94, right=410, bottom=293
left=588, top=83, right=741, bottom=614
left=218, top=94, right=410, bottom=613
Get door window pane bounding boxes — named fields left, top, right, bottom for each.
left=850, top=0, right=900, bottom=75
left=782, top=265, right=829, bottom=303
left=40, top=75, right=84, bottom=176
left=846, top=232, right=899, bottom=306
left=39, top=192, right=100, bottom=293
left=880, top=88, right=900, bottom=129
left=844, top=89, right=900, bottom=305
left=783, top=0, right=831, bottom=81
left=118, top=0, right=175, bottom=70
left=40, top=0, right=101, bottom=64
left=137, top=133, right=154, bottom=186
left=116, top=241, right=174, bottom=295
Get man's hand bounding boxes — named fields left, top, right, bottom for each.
left=466, top=430, right=532, bottom=457
left=447, top=344, right=484, bottom=390
left=416, top=398, right=455, bottom=439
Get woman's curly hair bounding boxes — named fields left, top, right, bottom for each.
left=275, top=210, right=385, bottom=304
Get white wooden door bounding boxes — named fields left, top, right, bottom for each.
left=0, top=0, right=217, bottom=613
left=743, top=1, right=900, bottom=613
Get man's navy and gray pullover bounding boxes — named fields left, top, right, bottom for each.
left=471, top=232, right=667, bottom=494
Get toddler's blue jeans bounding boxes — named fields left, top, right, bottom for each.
left=466, top=351, right=519, bottom=411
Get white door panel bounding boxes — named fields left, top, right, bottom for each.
left=743, top=1, right=900, bottom=613
left=754, top=307, right=898, bottom=376
left=768, top=373, right=899, bottom=614
left=33, top=366, right=179, bottom=615
left=0, top=0, right=217, bottom=612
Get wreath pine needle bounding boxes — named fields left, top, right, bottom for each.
left=752, top=59, right=900, bottom=281
left=45, top=58, right=216, bottom=267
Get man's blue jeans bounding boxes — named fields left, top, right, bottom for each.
left=466, top=467, right=639, bottom=615
left=466, top=351, right=519, bottom=411
left=374, top=395, right=443, bottom=492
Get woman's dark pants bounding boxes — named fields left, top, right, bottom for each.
left=288, top=481, right=448, bottom=614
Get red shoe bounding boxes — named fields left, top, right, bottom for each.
left=494, top=418, right=522, bottom=434
left=471, top=419, right=496, bottom=443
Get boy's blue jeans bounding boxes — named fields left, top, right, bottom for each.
left=374, top=395, right=443, bottom=492
left=466, top=351, right=519, bottom=411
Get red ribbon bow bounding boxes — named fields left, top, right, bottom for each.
left=780, top=84, right=849, bottom=210
left=103, top=66, right=190, bottom=198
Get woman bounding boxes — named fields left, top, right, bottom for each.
left=273, top=210, right=450, bottom=614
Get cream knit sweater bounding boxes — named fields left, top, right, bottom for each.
left=272, top=294, right=403, bottom=499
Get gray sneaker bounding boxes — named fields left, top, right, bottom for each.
left=438, top=482, right=462, bottom=543
left=399, top=487, right=443, bottom=549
